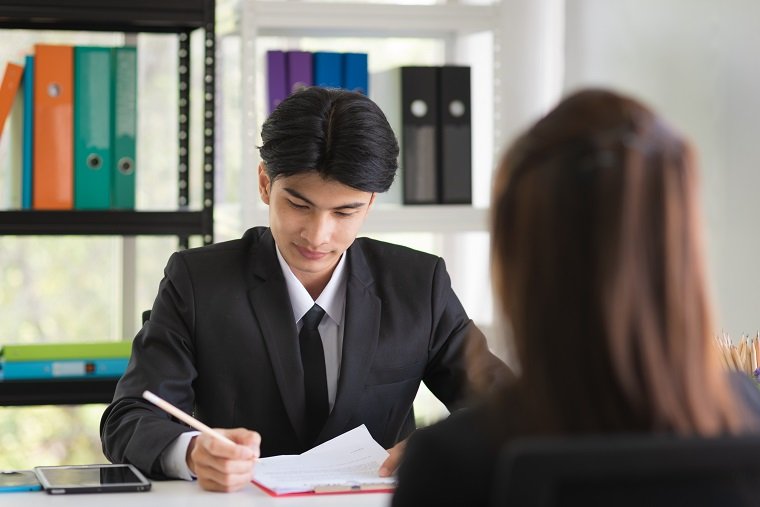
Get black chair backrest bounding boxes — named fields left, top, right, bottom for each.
left=493, top=434, right=760, bottom=507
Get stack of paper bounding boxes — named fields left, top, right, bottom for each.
left=252, top=425, right=396, bottom=496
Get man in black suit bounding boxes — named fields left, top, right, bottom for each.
left=100, top=87, right=509, bottom=492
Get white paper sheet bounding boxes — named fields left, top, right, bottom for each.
left=252, top=425, right=396, bottom=495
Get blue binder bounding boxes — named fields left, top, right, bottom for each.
left=342, top=53, right=368, bottom=95
left=313, top=51, right=342, bottom=88
left=0, top=357, right=129, bottom=380
left=21, top=55, right=34, bottom=209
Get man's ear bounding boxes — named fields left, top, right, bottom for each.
left=367, top=192, right=376, bottom=211
left=258, top=162, right=271, bottom=204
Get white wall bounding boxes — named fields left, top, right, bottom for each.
left=563, top=0, right=760, bottom=337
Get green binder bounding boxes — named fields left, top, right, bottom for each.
left=73, top=46, right=113, bottom=209
left=0, top=341, right=132, bottom=361
left=111, top=46, right=137, bottom=209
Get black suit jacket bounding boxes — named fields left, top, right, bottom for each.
left=392, top=374, right=760, bottom=507
left=100, top=227, right=509, bottom=477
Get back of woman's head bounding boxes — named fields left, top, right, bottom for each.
left=492, top=88, right=744, bottom=435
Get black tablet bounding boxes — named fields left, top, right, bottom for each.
left=33, top=464, right=151, bottom=494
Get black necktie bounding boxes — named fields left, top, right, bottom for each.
left=299, top=304, right=328, bottom=444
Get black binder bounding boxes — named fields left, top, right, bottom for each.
left=401, top=66, right=438, bottom=204
left=438, top=66, right=472, bottom=204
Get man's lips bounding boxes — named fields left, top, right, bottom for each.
left=296, top=245, right=329, bottom=260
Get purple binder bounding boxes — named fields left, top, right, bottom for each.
left=286, top=51, right=313, bottom=95
left=267, top=50, right=287, bottom=114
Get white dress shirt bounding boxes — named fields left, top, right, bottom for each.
left=160, top=247, right=348, bottom=480
left=276, top=246, right=347, bottom=410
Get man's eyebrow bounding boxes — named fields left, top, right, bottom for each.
left=284, top=187, right=368, bottom=210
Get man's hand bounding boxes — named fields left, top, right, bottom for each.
left=187, top=428, right=261, bottom=492
left=378, top=438, right=407, bottom=477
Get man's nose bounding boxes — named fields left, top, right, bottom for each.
left=302, top=213, right=332, bottom=246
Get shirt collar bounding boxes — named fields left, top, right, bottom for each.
left=275, top=246, right=347, bottom=326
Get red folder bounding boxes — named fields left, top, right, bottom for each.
left=252, top=479, right=394, bottom=497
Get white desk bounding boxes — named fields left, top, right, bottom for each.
left=1, top=478, right=393, bottom=507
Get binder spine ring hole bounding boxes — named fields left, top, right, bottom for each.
left=87, top=154, right=103, bottom=170
left=410, top=100, right=428, bottom=118
left=47, top=82, right=61, bottom=98
left=449, top=100, right=466, bottom=117
left=118, top=158, right=135, bottom=175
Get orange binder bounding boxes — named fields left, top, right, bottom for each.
left=0, top=62, right=24, bottom=139
left=33, top=44, right=74, bottom=209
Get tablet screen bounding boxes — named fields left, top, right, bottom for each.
left=34, top=464, right=151, bottom=494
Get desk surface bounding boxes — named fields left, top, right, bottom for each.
left=1, top=478, right=393, bottom=506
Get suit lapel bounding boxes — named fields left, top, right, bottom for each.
left=320, top=244, right=381, bottom=441
left=245, top=231, right=308, bottom=442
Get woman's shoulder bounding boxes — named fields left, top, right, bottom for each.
left=411, top=404, right=501, bottom=455
left=392, top=404, right=507, bottom=507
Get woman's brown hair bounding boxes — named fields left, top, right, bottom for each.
left=491, top=88, right=745, bottom=435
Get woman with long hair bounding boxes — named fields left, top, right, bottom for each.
left=392, top=88, right=758, bottom=506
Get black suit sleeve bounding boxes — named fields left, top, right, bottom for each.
left=422, top=258, right=512, bottom=410
left=100, top=252, right=200, bottom=478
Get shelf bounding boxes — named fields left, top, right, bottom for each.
left=0, top=0, right=217, bottom=246
left=0, top=377, right=117, bottom=406
left=363, top=206, right=488, bottom=233
left=0, top=0, right=213, bottom=32
left=238, top=0, right=496, bottom=234
left=241, top=0, right=497, bottom=37
left=0, top=1, right=217, bottom=409
left=0, top=210, right=211, bottom=238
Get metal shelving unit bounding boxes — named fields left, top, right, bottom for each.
left=0, top=0, right=216, bottom=405
left=0, top=210, right=209, bottom=237
left=0, top=378, right=118, bottom=406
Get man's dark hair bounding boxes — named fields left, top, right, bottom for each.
left=259, top=87, right=399, bottom=192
